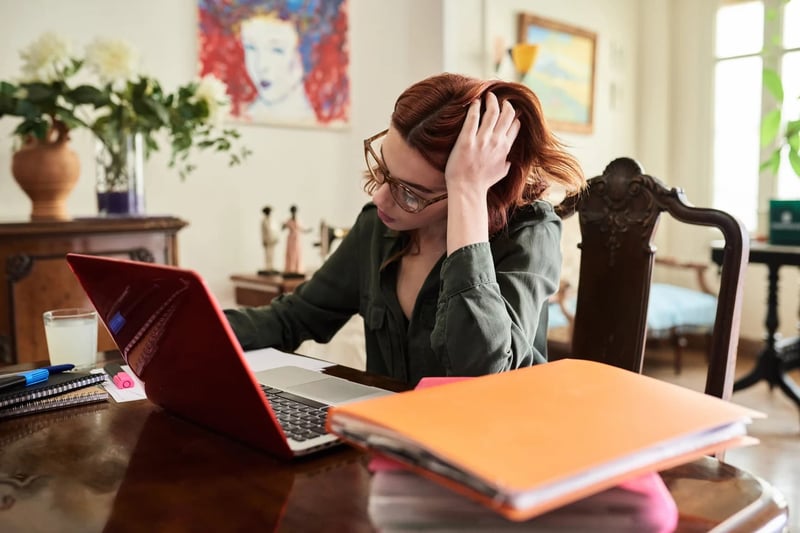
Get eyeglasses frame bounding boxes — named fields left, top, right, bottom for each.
left=363, top=129, right=448, bottom=214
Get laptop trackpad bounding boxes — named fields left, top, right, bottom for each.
left=289, top=379, right=388, bottom=405
left=255, top=366, right=390, bottom=405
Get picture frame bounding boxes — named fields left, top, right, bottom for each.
left=197, top=0, right=350, bottom=130
left=517, top=13, right=597, bottom=134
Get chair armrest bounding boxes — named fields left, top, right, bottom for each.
left=654, top=257, right=714, bottom=295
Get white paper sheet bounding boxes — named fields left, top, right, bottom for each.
left=92, top=365, right=147, bottom=403
left=242, top=347, right=334, bottom=373
left=93, top=349, right=332, bottom=403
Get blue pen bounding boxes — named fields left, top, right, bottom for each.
left=0, top=368, right=49, bottom=392
left=42, top=364, right=75, bottom=374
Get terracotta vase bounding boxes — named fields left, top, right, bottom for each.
left=11, top=122, right=80, bottom=221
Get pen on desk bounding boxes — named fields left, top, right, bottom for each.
left=0, top=363, right=73, bottom=379
left=104, top=362, right=134, bottom=389
left=0, top=368, right=49, bottom=392
left=42, top=364, right=75, bottom=374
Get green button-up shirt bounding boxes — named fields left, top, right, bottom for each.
left=224, top=201, right=561, bottom=386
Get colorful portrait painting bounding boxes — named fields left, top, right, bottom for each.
left=197, top=0, right=349, bottom=128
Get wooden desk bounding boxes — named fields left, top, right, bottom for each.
left=0, top=216, right=187, bottom=365
left=712, top=240, right=800, bottom=409
left=230, top=273, right=305, bottom=307
left=0, top=361, right=789, bottom=532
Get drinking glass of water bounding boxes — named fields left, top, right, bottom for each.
left=42, top=308, right=99, bottom=368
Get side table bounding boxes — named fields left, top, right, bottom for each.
left=711, top=240, right=800, bottom=409
left=229, top=273, right=305, bottom=307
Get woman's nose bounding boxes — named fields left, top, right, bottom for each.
left=371, top=181, right=394, bottom=209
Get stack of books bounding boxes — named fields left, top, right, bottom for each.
left=0, top=369, right=108, bottom=420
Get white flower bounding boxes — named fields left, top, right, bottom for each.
left=85, top=37, right=139, bottom=87
left=19, top=32, right=74, bottom=83
left=193, top=74, right=230, bottom=125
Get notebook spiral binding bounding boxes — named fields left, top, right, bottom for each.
left=0, top=385, right=109, bottom=420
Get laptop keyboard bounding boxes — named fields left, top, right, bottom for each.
left=261, top=386, right=331, bottom=442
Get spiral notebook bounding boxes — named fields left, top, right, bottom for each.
left=0, top=385, right=109, bottom=420
left=0, top=371, right=106, bottom=409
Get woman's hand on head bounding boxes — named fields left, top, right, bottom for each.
left=444, top=91, right=521, bottom=196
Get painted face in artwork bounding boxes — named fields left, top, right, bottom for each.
left=241, top=16, right=305, bottom=105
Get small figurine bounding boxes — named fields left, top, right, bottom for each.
left=259, top=205, right=280, bottom=275
left=282, top=204, right=311, bottom=277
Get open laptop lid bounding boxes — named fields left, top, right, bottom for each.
left=66, top=253, right=295, bottom=459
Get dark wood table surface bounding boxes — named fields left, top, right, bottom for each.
left=0, top=359, right=789, bottom=532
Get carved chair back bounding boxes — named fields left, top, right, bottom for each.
left=555, top=158, right=749, bottom=399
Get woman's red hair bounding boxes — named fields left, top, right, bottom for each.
left=391, top=73, right=585, bottom=235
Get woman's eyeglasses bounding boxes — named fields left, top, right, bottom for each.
left=363, top=129, right=447, bottom=214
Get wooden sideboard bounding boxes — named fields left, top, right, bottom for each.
left=0, top=216, right=187, bottom=365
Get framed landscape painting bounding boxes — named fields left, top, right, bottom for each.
left=197, top=0, right=350, bottom=129
left=517, top=13, right=596, bottom=134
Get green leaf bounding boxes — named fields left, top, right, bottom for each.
left=69, top=85, right=110, bottom=106
left=0, top=81, right=17, bottom=95
left=762, top=68, right=784, bottom=103
left=22, top=83, right=57, bottom=104
left=54, top=108, right=85, bottom=130
left=760, top=109, right=782, bottom=147
left=140, top=98, right=170, bottom=127
left=786, top=119, right=800, bottom=139
left=788, top=129, right=800, bottom=154
left=760, top=149, right=781, bottom=174
left=17, top=119, right=48, bottom=141
left=16, top=100, right=42, bottom=119
left=789, top=147, right=800, bottom=178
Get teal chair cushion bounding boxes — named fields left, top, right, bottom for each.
left=548, top=283, right=716, bottom=335
left=548, top=297, right=576, bottom=330
left=548, top=302, right=570, bottom=329
left=646, top=283, right=717, bottom=335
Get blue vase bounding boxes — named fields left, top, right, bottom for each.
left=95, top=133, right=145, bottom=216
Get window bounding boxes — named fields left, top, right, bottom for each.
left=713, top=0, right=800, bottom=232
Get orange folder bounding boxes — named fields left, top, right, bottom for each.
left=327, top=359, right=763, bottom=521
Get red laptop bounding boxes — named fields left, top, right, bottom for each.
left=66, top=253, right=390, bottom=460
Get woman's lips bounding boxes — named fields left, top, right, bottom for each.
left=377, top=209, right=395, bottom=224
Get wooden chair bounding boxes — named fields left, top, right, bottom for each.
left=549, top=256, right=718, bottom=375
left=552, top=157, right=749, bottom=400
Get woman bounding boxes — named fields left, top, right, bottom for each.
left=225, top=73, right=585, bottom=386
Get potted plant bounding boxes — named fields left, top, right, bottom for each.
left=83, top=37, right=251, bottom=214
left=1, top=32, right=250, bottom=219
left=0, top=32, right=103, bottom=220
left=761, top=68, right=800, bottom=178
left=761, top=68, right=800, bottom=245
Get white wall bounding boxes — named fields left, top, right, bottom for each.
left=1, top=0, right=794, bottom=342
